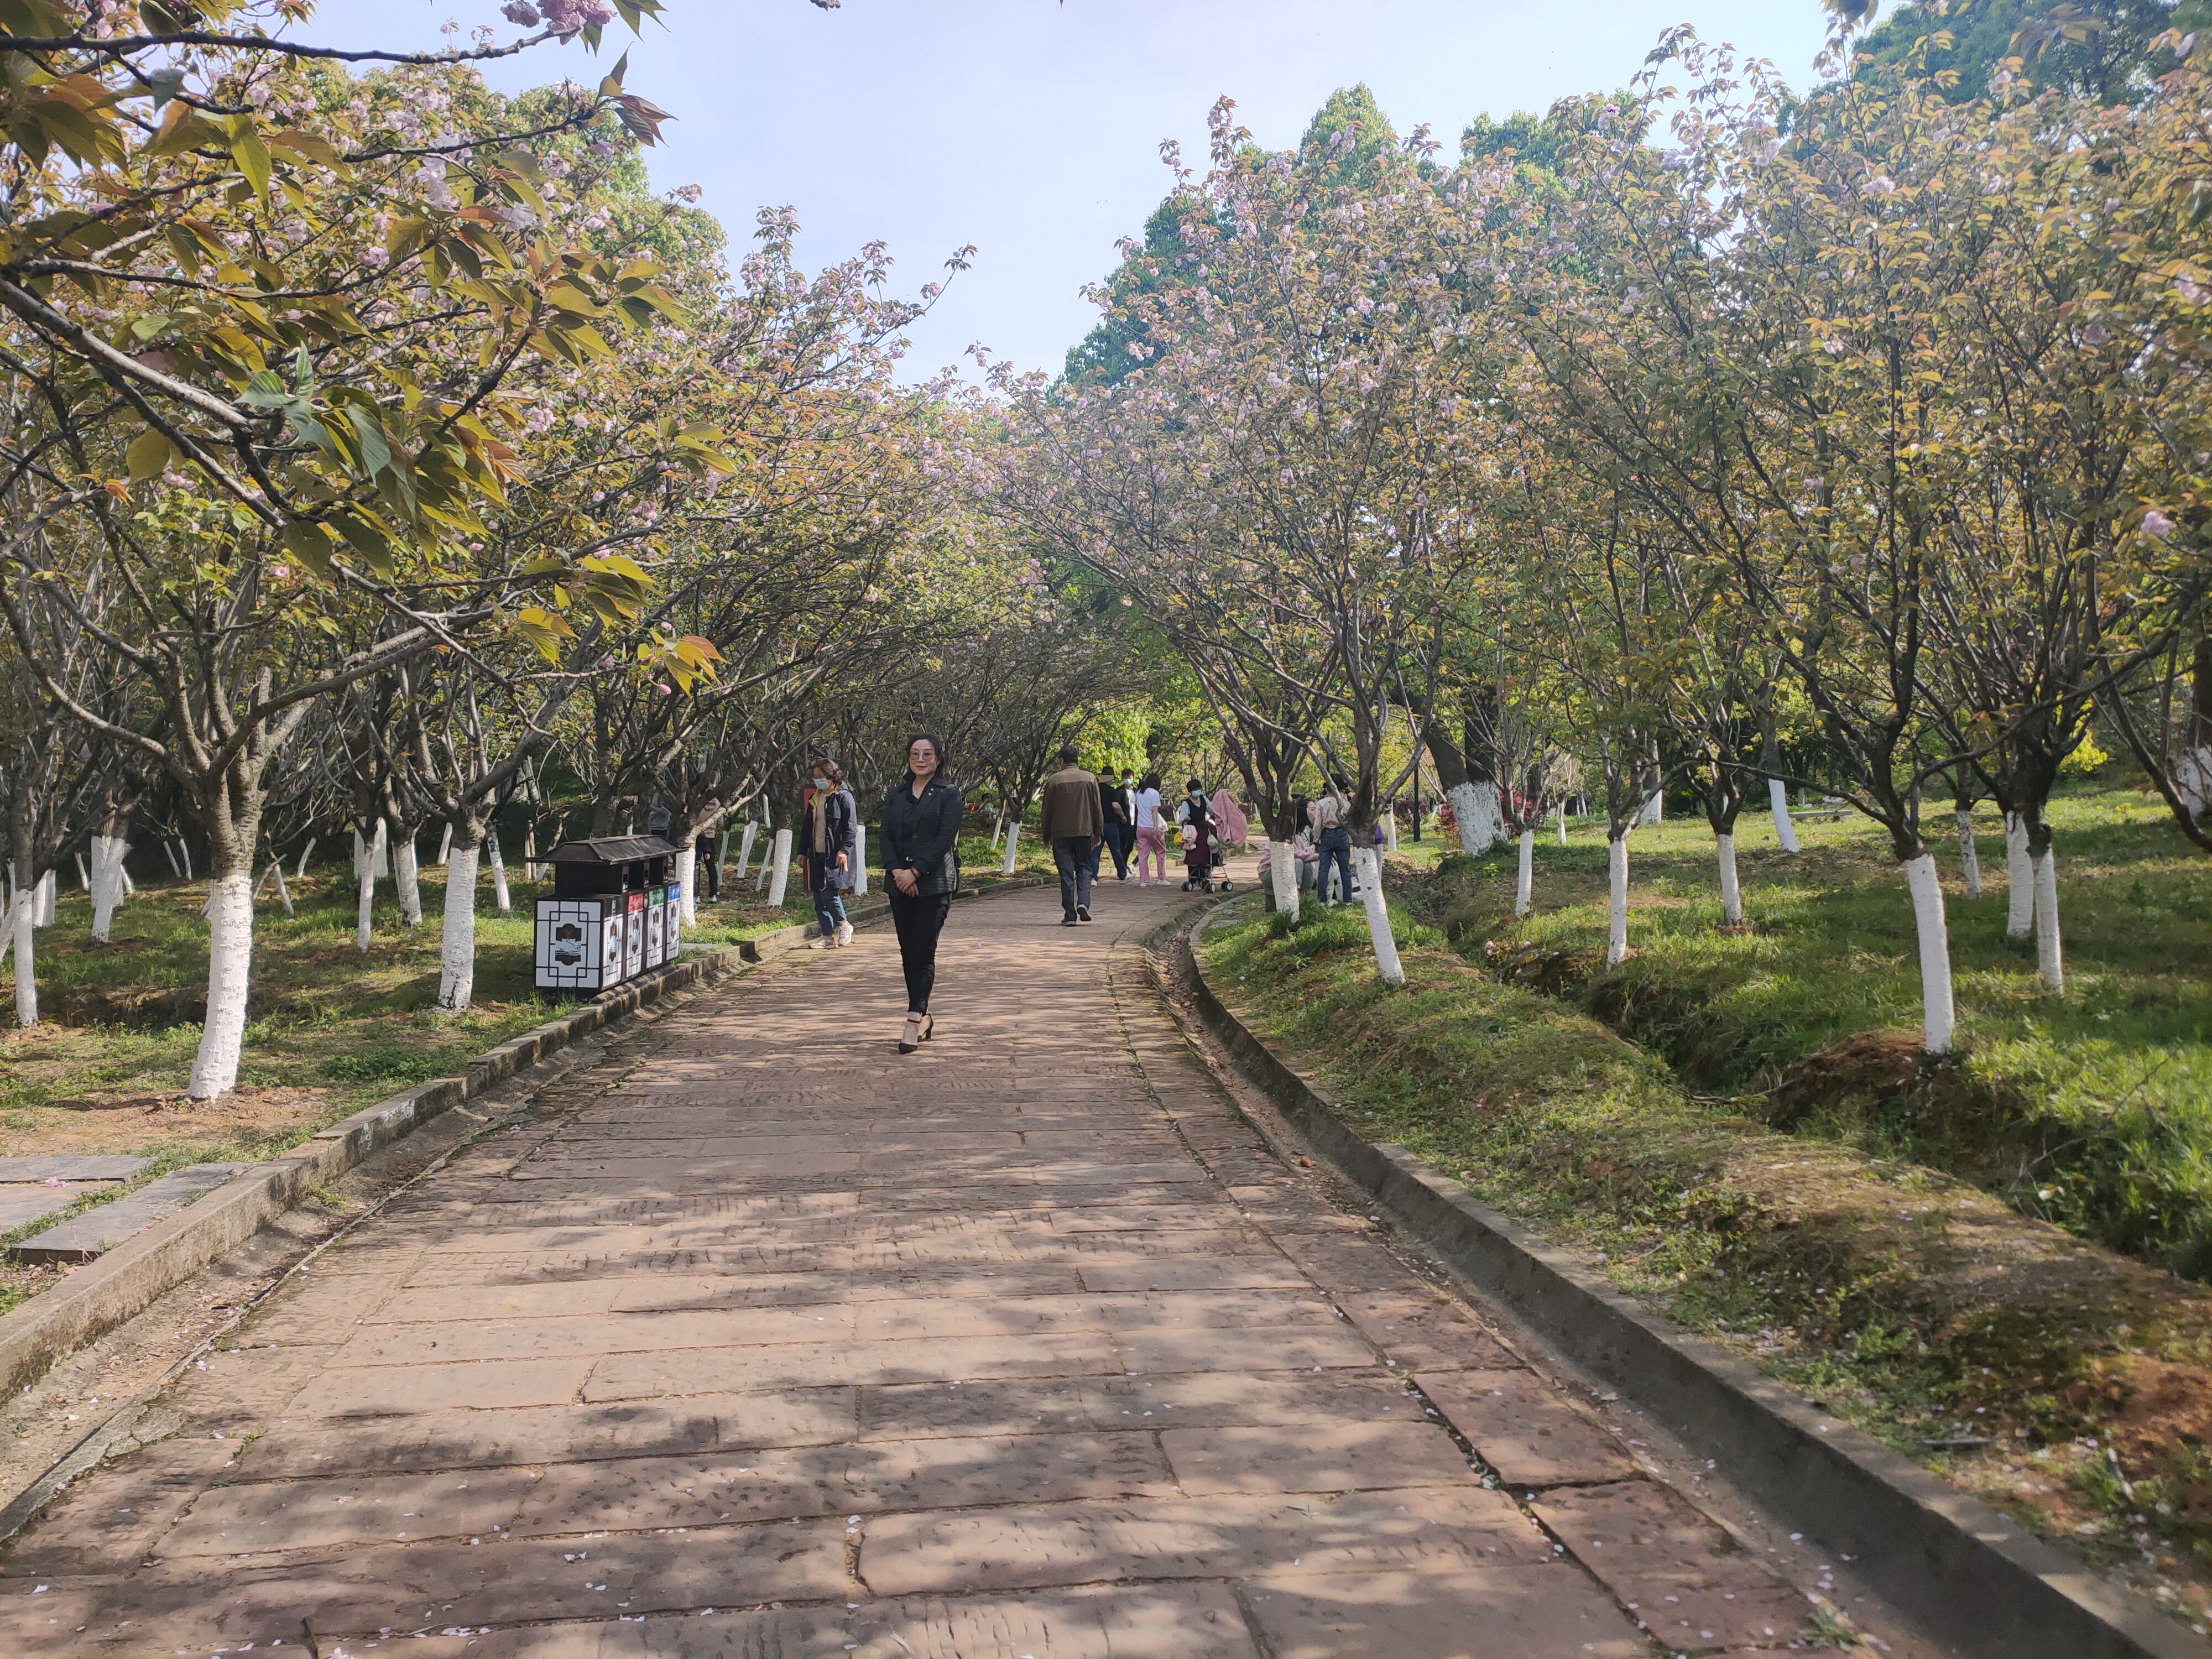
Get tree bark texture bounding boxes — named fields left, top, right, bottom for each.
left=1355, top=846, right=1404, bottom=986
left=1903, top=852, right=1958, bottom=1054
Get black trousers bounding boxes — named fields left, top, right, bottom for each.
left=889, top=891, right=954, bottom=1013
left=698, top=848, right=719, bottom=901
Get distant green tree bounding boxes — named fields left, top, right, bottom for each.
left=1065, top=85, right=1397, bottom=388
left=1851, top=0, right=2209, bottom=103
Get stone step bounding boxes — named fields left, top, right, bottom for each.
left=0, top=1155, right=149, bottom=1184
left=11, top=1165, right=254, bottom=1266
left=0, top=1183, right=110, bottom=1234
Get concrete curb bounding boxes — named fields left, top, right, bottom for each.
left=0, top=934, right=755, bottom=1409
left=1181, top=909, right=2198, bottom=1659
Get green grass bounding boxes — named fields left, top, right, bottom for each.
left=1201, top=895, right=2212, bottom=1615
left=1418, top=779, right=2212, bottom=1276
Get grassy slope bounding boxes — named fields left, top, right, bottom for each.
left=1203, top=849, right=2212, bottom=1625
left=1424, top=781, right=2212, bottom=1276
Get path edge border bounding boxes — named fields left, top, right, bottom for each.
left=1178, top=907, right=2197, bottom=1659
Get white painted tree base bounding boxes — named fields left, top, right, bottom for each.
left=766, top=828, right=794, bottom=909
left=1768, top=779, right=1800, bottom=853
left=1356, top=847, right=1405, bottom=985
left=1717, top=832, right=1741, bottom=926
left=9, top=887, right=35, bottom=1029
left=395, top=837, right=422, bottom=928
left=1270, top=838, right=1300, bottom=923
left=489, top=839, right=510, bottom=913
left=2004, top=814, right=2032, bottom=938
left=1954, top=810, right=1982, bottom=899
left=736, top=822, right=758, bottom=880
left=436, top=843, right=479, bottom=1010
left=1606, top=836, right=1630, bottom=966
left=357, top=820, right=385, bottom=952
left=853, top=824, right=868, bottom=898
left=189, top=865, right=254, bottom=1099
left=1514, top=830, right=1534, bottom=917
left=1447, top=782, right=1502, bottom=856
left=1001, top=822, right=1021, bottom=876
left=1904, top=852, right=1958, bottom=1053
left=2033, top=845, right=2063, bottom=995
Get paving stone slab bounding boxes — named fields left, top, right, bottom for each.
left=11, top=1163, right=252, bottom=1264
left=1241, top=1565, right=1652, bottom=1658
left=0, top=1182, right=109, bottom=1233
left=1161, top=1420, right=1478, bottom=1496
left=1535, top=1479, right=1817, bottom=1652
left=858, top=1486, right=1553, bottom=1595
left=0, top=1155, right=148, bottom=1183
left=1416, top=1369, right=1640, bottom=1488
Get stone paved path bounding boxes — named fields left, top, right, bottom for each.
left=1, top=880, right=1850, bottom=1656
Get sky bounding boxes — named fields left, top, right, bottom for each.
left=293, top=1, right=1838, bottom=382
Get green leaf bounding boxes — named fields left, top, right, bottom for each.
left=280, top=520, right=336, bottom=580
left=599, top=51, right=630, bottom=96
left=225, top=118, right=272, bottom=203
left=126, top=427, right=175, bottom=483
left=343, top=403, right=393, bottom=483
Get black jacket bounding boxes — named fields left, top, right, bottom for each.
left=804, top=786, right=857, bottom=893
left=879, top=775, right=964, bottom=896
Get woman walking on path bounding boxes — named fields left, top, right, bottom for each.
left=880, top=733, right=963, bottom=1053
left=804, top=761, right=857, bottom=949
left=1133, top=772, right=1167, bottom=886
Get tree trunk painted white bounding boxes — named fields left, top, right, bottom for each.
left=394, top=834, right=422, bottom=928
left=523, top=827, right=538, bottom=880
left=352, top=828, right=366, bottom=879
left=1903, top=852, right=1957, bottom=1055
left=75, top=852, right=89, bottom=890
left=1954, top=810, right=1982, bottom=899
left=1514, top=829, right=1535, bottom=918
left=295, top=837, right=316, bottom=881
left=178, top=838, right=193, bottom=879
left=1355, top=846, right=1405, bottom=986
left=356, top=818, right=385, bottom=952
left=436, top=822, right=453, bottom=866
left=269, top=857, right=294, bottom=918
left=1605, top=835, right=1630, bottom=966
left=1269, top=838, right=1300, bottom=924
left=90, top=837, right=127, bottom=943
left=766, top=827, right=794, bottom=909
left=736, top=821, right=758, bottom=879
left=2178, top=743, right=2212, bottom=817
left=1556, top=804, right=1568, bottom=846
left=488, top=838, right=510, bottom=913
left=990, top=814, right=1004, bottom=851
left=36, top=869, right=56, bottom=927
left=2033, top=844, right=2063, bottom=995
left=676, top=843, right=697, bottom=930
left=9, top=885, right=34, bottom=1028
left=163, top=840, right=182, bottom=879
left=436, top=840, right=479, bottom=1010
left=715, top=828, right=730, bottom=888
left=1767, top=779, right=1800, bottom=853
left=1385, top=811, right=1399, bottom=853
left=119, top=864, right=133, bottom=896
left=1640, top=790, right=1663, bottom=828
left=2004, top=813, right=2032, bottom=938
left=853, top=823, right=868, bottom=898
left=1001, top=821, right=1021, bottom=875
left=1447, top=781, right=1502, bottom=855
left=1717, top=832, right=1742, bottom=926
left=187, top=862, right=253, bottom=1099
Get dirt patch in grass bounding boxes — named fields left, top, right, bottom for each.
left=1204, top=897, right=2212, bottom=1632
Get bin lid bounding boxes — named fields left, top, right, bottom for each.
left=544, top=836, right=681, bottom=864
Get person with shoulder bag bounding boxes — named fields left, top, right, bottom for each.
left=879, top=732, right=963, bottom=1053
left=803, top=761, right=857, bottom=948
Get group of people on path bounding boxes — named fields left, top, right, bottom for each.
left=1038, top=750, right=1248, bottom=923
left=778, top=733, right=1264, bottom=1053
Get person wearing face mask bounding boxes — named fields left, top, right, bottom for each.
left=803, top=761, right=857, bottom=949
left=879, top=732, right=963, bottom=1052
left=1103, top=767, right=1135, bottom=882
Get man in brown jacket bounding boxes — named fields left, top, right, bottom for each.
left=1039, top=745, right=1105, bottom=925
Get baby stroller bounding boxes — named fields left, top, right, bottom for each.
left=1178, top=815, right=1235, bottom=894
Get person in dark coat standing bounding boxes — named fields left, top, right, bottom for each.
left=880, top=733, right=963, bottom=1053
left=803, top=763, right=857, bottom=948
left=696, top=795, right=722, bottom=903
left=1038, top=745, right=1104, bottom=926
